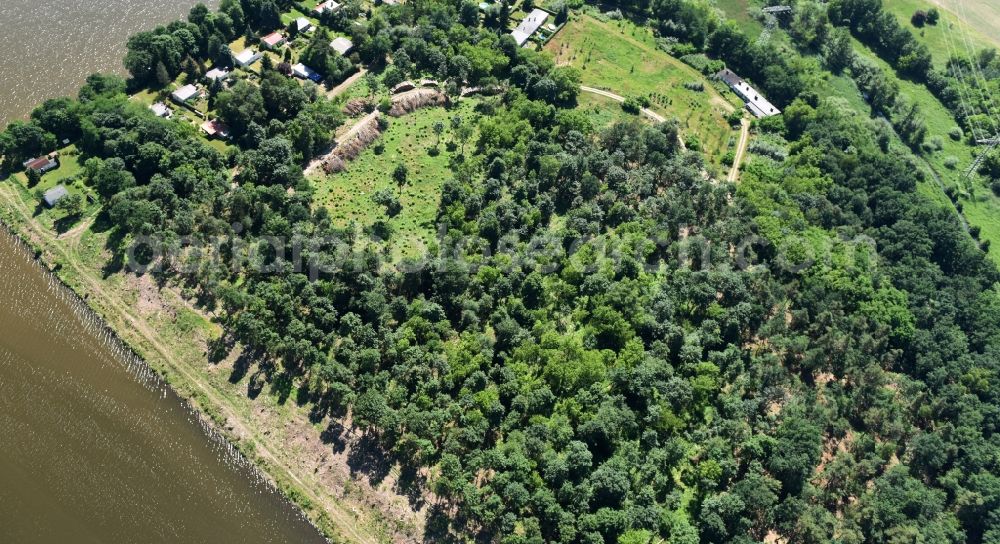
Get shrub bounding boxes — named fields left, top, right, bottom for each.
left=949, top=126, right=963, bottom=141
left=685, top=135, right=701, bottom=151
left=911, top=10, right=927, bottom=27
left=722, top=150, right=735, bottom=166
left=927, top=7, right=940, bottom=24
left=944, top=156, right=959, bottom=169
left=621, top=97, right=642, bottom=114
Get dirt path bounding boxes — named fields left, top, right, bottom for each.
left=580, top=86, right=690, bottom=151
left=580, top=85, right=666, bottom=122
left=0, top=184, right=416, bottom=544
left=305, top=110, right=380, bottom=176
left=58, top=216, right=94, bottom=243
left=728, top=116, right=750, bottom=183
left=326, top=68, right=368, bottom=100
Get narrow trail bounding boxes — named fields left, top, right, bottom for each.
left=580, top=85, right=666, bottom=122
left=579, top=86, right=687, bottom=150
left=728, top=116, right=750, bottom=183
left=326, top=68, right=368, bottom=99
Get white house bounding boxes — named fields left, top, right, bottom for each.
left=314, top=0, right=341, bottom=15
left=330, top=36, right=353, bottom=55
left=511, top=8, right=548, bottom=46
left=295, top=17, right=315, bottom=33
left=150, top=102, right=172, bottom=118
left=292, top=63, right=322, bottom=82
left=205, top=68, right=230, bottom=82
left=171, top=84, right=200, bottom=104
left=232, top=47, right=263, bottom=68
left=716, top=69, right=781, bottom=118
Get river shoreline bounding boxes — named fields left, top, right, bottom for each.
left=0, top=170, right=425, bottom=542
left=0, top=210, right=336, bottom=542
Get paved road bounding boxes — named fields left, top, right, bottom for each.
left=728, top=116, right=750, bottom=182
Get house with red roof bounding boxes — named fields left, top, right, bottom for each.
left=261, top=32, right=286, bottom=49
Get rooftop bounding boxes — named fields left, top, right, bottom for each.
left=43, top=185, right=68, bottom=207
left=292, top=63, right=322, bottom=82
left=296, top=17, right=314, bottom=32
left=330, top=37, right=353, bottom=55
left=511, top=8, right=548, bottom=46
left=314, top=0, right=341, bottom=13
left=233, top=48, right=261, bottom=65
left=716, top=69, right=781, bottom=118
left=150, top=102, right=171, bottom=117
left=171, top=84, right=199, bottom=102
left=262, top=32, right=285, bottom=47
left=205, top=68, right=229, bottom=81
left=201, top=119, right=231, bottom=139
left=24, top=156, right=56, bottom=171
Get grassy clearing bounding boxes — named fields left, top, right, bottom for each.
left=926, top=0, right=1000, bottom=51
left=849, top=37, right=976, bottom=185
left=545, top=14, right=736, bottom=165
left=712, top=0, right=764, bottom=38
left=576, top=91, right=650, bottom=130
left=311, top=99, right=480, bottom=259
left=883, top=0, right=998, bottom=67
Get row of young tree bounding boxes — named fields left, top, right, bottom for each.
left=2, top=0, right=999, bottom=542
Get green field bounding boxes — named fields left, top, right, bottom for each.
left=576, top=91, right=653, bottom=130
left=310, top=100, right=479, bottom=259
left=883, top=0, right=998, bottom=67
left=712, top=0, right=764, bottom=37
left=545, top=14, right=737, bottom=165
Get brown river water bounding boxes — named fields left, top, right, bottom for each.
left=0, top=2, right=328, bottom=543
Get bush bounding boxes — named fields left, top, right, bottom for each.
left=722, top=150, right=735, bottom=166
left=991, top=180, right=1000, bottom=197
left=943, top=155, right=959, bottom=169
left=683, top=81, right=705, bottom=92
left=927, top=7, right=940, bottom=24
left=911, top=10, right=927, bottom=27
left=685, top=135, right=701, bottom=151
left=949, top=126, right=963, bottom=141
left=621, top=97, right=642, bottom=115
left=726, top=110, right=743, bottom=127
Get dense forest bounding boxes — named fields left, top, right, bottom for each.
left=2, top=0, right=1000, bottom=542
